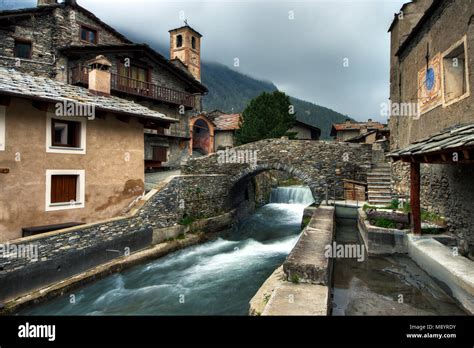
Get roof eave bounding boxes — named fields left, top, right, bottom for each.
left=0, top=89, right=178, bottom=124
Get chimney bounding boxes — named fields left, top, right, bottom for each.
left=37, top=0, right=57, bottom=6
left=87, top=55, right=112, bottom=95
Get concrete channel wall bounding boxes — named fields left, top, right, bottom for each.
left=250, top=206, right=335, bottom=315
left=356, top=208, right=474, bottom=314
left=407, top=235, right=474, bottom=314
left=358, top=208, right=408, bottom=255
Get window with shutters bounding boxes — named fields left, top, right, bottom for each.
left=152, top=146, right=168, bottom=162
left=51, top=175, right=78, bottom=204
left=46, top=170, right=85, bottom=211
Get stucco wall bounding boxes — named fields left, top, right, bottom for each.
left=290, top=125, right=311, bottom=140
left=337, top=129, right=360, bottom=141
left=0, top=97, right=145, bottom=241
left=390, top=0, right=474, bottom=150
left=215, top=131, right=234, bottom=150
left=389, top=0, right=474, bottom=257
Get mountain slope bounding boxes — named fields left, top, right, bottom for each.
left=201, top=62, right=350, bottom=139
left=201, top=62, right=278, bottom=114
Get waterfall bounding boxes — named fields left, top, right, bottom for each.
left=269, top=186, right=315, bottom=205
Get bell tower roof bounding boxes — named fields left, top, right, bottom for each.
left=169, top=25, right=203, bottom=38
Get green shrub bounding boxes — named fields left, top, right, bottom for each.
left=178, top=216, right=196, bottom=226
left=290, top=274, right=300, bottom=284
left=301, top=216, right=311, bottom=228
left=373, top=218, right=396, bottom=229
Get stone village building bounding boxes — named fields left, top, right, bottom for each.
left=189, top=110, right=242, bottom=155
left=190, top=110, right=322, bottom=155
left=0, top=0, right=209, bottom=241
left=331, top=119, right=388, bottom=144
left=388, top=0, right=474, bottom=257
left=0, top=0, right=208, bottom=169
left=0, top=62, right=177, bottom=242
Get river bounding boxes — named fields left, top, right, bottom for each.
left=21, top=186, right=314, bottom=315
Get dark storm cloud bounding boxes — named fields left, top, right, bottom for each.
left=3, top=0, right=406, bottom=121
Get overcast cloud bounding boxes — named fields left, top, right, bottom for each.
left=4, top=0, right=406, bottom=121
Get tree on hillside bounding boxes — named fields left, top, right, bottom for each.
left=235, top=91, right=296, bottom=145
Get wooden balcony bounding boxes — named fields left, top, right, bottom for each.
left=70, top=66, right=196, bottom=108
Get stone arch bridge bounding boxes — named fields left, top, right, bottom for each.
left=182, top=138, right=373, bottom=207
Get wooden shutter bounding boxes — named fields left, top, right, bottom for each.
left=51, top=175, right=78, bottom=204
left=152, top=146, right=167, bottom=162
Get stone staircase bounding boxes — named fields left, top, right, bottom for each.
left=367, top=163, right=392, bottom=205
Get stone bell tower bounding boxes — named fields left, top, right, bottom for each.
left=169, top=24, right=202, bottom=82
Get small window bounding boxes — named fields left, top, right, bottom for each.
left=52, top=119, right=81, bottom=147
left=176, top=34, right=183, bottom=48
left=442, top=36, right=470, bottom=105
left=46, top=170, right=85, bottom=211
left=14, top=40, right=32, bottom=59
left=80, top=26, right=98, bottom=44
left=191, top=36, right=196, bottom=49
left=46, top=114, right=86, bottom=154
left=51, top=175, right=78, bottom=204
left=152, top=146, right=168, bottom=162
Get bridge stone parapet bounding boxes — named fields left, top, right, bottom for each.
left=183, top=138, right=373, bottom=204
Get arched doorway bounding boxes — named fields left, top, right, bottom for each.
left=189, top=116, right=215, bottom=156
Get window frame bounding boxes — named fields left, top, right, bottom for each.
left=46, top=113, right=87, bottom=154
left=13, top=39, right=32, bottom=59
left=51, top=118, right=81, bottom=148
left=45, top=169, right=85, bottom=211
left=79, top=24, right=99, bottom=44
left=0, top=106, right=5, bottom=151
left=441, top=35, right=470, bottom=107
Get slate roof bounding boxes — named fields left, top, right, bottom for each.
left=388, top=123, right=474, bottom=158
left=213, top=113, right=241, bottom=131
left=0, top=68, right=177, bottom=123
left=332, top=122, right=385, bottom=132
left=346, top=130, right=378, bottom=143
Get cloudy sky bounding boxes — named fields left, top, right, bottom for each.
left=5, top=0, right=406, bottom=121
